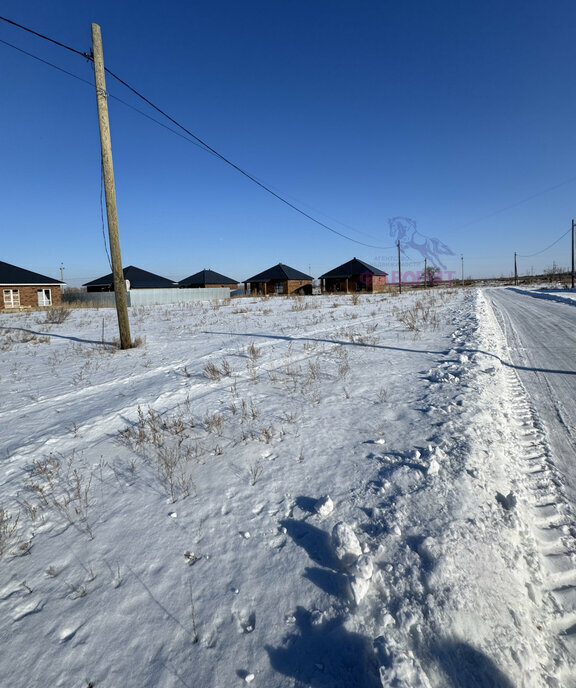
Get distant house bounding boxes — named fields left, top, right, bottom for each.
left=83, top=266, right=177, bottom=292
left=244, top=263, right=313, bottom=296
left=179, top=269, right=239, bottom=289
left=0, top=261, right=64, bottom=309
left=319, top=258, right=388, bottom=293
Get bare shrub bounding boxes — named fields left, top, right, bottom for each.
left=249, top=460, right=263, bottom=485
left=258, top=425, right=275, bottom=443
left=203, top=362, right=222, bottom=381
left=26, top=451, right=95, bottom=538
left=203, top=411, right=225, bottom=435
left=0, top=508, right=19, bottom=558
left=43, top=307, right=71, bottom=325
left=155, top=445, right=194, bottom=503
left=338, top=360, right=350, bottom=380
left=307, top=361, right=321, bottom=381
left=247, top=342, right=262, bottom=361
left=393, top=298, right=439, bottom=334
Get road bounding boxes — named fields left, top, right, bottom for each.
left=485, top=287, right=576, bottom=505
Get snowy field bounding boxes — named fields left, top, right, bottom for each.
left=1, top=288, right=575, bottom=687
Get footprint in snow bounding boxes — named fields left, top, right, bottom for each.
left=234, top=610, right=256, bottom=634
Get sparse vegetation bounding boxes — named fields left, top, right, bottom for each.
left=42, top=307, right=71, bottom=325
left=0, top=508, right=19, bottom=558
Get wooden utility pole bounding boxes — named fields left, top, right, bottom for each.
left=91, top=23, right=132, bottom=349
left=514, top=252, right=518, bottom=286
left=572, top=220, right=574, bottom=289
left=397, top=240, right=402, bottom=294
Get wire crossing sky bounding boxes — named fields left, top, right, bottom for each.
left=1, top=1, right=576, bottom=285
left=0, top=21, right=394, bottom=254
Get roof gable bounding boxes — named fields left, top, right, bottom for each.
left=83, top=266, right=176, bottom=288
left=179, top=269, right=239, bottom=286
left=0, top=261, right=63, bottom=285
left=319, top=257, right=388, bottom=279
left=245, top=263, right=313, bottom=282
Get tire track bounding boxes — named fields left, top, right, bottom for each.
left=482, top=291, right=576, bottom=652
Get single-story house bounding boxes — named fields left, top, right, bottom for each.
left=244, top=263, right=313, bottom=296
left=179, top=269, right=239, bottom=289
left=319, top=258, right=388, bottom=293
left=83, top=266, right=177, bottom=292
left=0, top=261, right=64, bottom=308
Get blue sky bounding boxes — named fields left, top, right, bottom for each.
left=2, top=1, right=576, bottom=286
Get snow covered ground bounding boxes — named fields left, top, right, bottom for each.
left=506, top=287, right=576, bottom=307
left=0, top=288, right=575, bottom=687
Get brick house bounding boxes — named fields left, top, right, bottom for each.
left=83, top=265, right=177, bottom=292
left=320, top=257, right=388, bottom=293
left=0, top=261, right=63, bottom=309
left=179, top=269, right=239, bottom=289
left=244, top=263, right=313, bottom=296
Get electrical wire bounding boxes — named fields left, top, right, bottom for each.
left=0, top=15, right=89, bottom=59
left=99, top=163, right=113, bottom=270
left=0, top=37, right=93, bottom=86
left=517, top=227, right=572, bottom=258
left=453, top=175, right=576, bottom=234
left=0, top=15, right=394, bottom=250
left=103, top=65, right=392, bottom=249
left=0, top=36, right=218, bottom=154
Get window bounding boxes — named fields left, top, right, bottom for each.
left=37, top=289, right=52, bottom=306
left=3, top=289, right=20, bottom=308
left=275, top=282, right=284, bottom=294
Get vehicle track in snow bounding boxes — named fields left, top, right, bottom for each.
left=482, top=288, right=576, bottom=666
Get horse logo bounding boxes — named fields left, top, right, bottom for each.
left=388, top=217, right=454, bottom=270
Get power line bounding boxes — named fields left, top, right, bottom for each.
left=518, top=227, right=572, bottom=258
left=103, top=65, right=392, bottom=249
left=0, top=16, right=394, bottom=251
left=0, top=37, right=93, bottom=86
left=0, top=15, right=89, bottom=59
left=0, top=37, right=219, bottom=156
left=451, top=176, right=576, bottom=233
left=3, top=14, right=576, bottom=256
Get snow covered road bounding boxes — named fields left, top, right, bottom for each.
left=481, top=287, right=576, bottom=674
left=485, top=288, right=576, bottom=506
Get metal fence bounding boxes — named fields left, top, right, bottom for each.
left=63, top=288, right=230, bottom=307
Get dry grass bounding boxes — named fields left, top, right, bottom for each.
left=0, top=508, right=19, bottom=558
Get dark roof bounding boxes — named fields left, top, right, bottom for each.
left=0, top=261, right=63, bottom=285
left=245, top=263, right=313, bottom=282
left=319, top=257, right=388, bottom=279
left=179, top=269, right=239, bottom=287
left=83, top=266, right=177, bottom=288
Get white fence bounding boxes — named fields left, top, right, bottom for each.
left=63, top=288, right=230, bottom=307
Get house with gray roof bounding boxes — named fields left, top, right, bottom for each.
left=0, top=261, right=64, bottom=309
left=319, top=258, right=388, bottom=293
left=83, top=266, right=177, bottom=292
left=244, top=263, right=313, bottom=296
left=179, top=269, right=238, bottom=289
